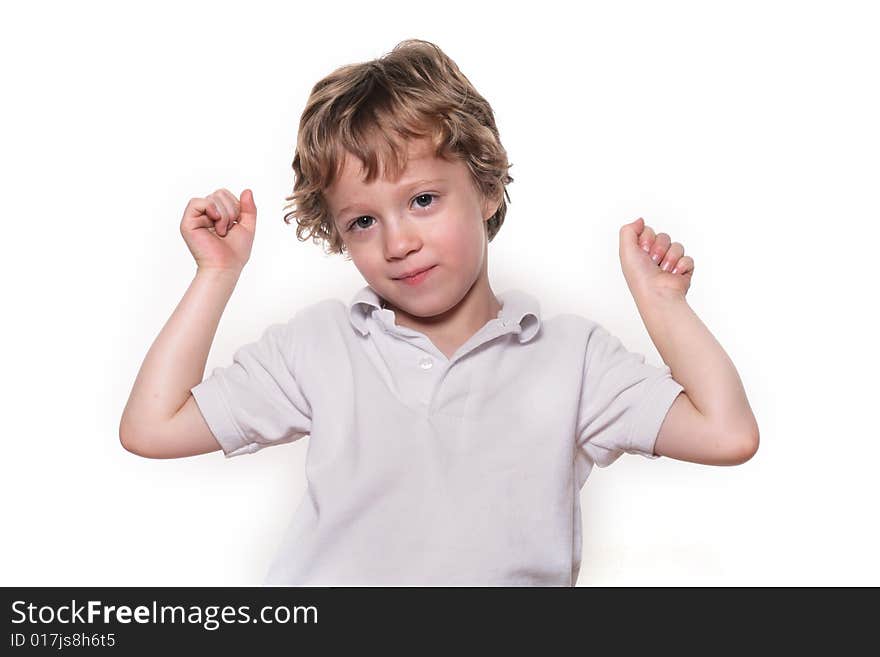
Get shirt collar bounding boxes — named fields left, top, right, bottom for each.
left=348, top=285, right=541, bottom=343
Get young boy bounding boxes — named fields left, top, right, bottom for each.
left=119, top=39, right=759, bottom=586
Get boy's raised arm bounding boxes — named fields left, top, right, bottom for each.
left=119, top=188, right=257, bottom=458
left=617, top=218, right=759, bottom=466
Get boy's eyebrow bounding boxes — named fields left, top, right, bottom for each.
left=336, top=178, right=448, bottom=218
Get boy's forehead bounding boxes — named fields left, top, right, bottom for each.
left=330, top=140, right=453, bottom=196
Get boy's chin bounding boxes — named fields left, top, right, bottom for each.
left=381, top=288, right=458, bottom=319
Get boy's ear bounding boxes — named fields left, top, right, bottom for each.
left=481, top=189, right=502, bottom=222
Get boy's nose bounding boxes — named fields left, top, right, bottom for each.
left=383, top=220, right=423, bottom=259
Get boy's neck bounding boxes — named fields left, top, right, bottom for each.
left=382, top=271, right=502, bottom=360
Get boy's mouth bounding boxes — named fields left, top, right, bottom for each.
left=393, top=265, right=436, bottom=286
left=393, top=265, right=435, bottom=280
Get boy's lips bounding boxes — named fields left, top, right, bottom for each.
left=393, top=265, right=437, bottom=286
left=393, top=265, right=435, bottom=280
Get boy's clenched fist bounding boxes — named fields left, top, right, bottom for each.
left=180, top=188, right=257, bottom=274
left=619, top=217, right=694, bottom=300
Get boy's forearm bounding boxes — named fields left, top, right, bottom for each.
left=120, top=268, right=240, bottom=440
left=632, top=288, right=757, bottom=436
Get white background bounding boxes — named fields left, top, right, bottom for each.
left=2, top=0, right=878, bottom=586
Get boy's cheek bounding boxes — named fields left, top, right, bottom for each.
left=349, top=252, right=389, bottom=282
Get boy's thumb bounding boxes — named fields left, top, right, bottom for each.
left=239, top=189, right=257, bottom=228
left=619, top=217, right=643, bottom=244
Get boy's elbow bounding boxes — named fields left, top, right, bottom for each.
left=120, top=433, right=160, bottom=459
left=733, top=423, right=760, bottom=464
left=119, top=427, right=138, bottom=455
left=119, top=420, right=147, bottom=457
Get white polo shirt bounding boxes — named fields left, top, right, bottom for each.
left=190, top=285, right=684, bottom=586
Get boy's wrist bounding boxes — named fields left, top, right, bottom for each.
left=196, top=266, right=242, bottom=283
left=632, top=284, right=687, bottom=309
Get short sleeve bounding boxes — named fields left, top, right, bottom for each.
left=190, top=319, right=312, bottom=458
left=576, top=323, right=684, bottom=468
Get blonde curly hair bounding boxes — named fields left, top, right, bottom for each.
left=282, top=39, right=514, bottom=257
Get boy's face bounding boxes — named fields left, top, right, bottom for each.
left=325, top=137, right=498, bottom=319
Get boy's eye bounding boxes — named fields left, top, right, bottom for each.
left=345, top=193, right=437, bottom=232
left=413, top=193, right=434, bottom=208
left=349, top=216, right=375, bottom=231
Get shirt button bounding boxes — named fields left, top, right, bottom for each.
left=419, top=357, right=434, bottom=370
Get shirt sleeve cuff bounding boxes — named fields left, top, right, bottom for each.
left=626, top=373, right=685, bottom=460
left=190, top=376, right=258, bottom=458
